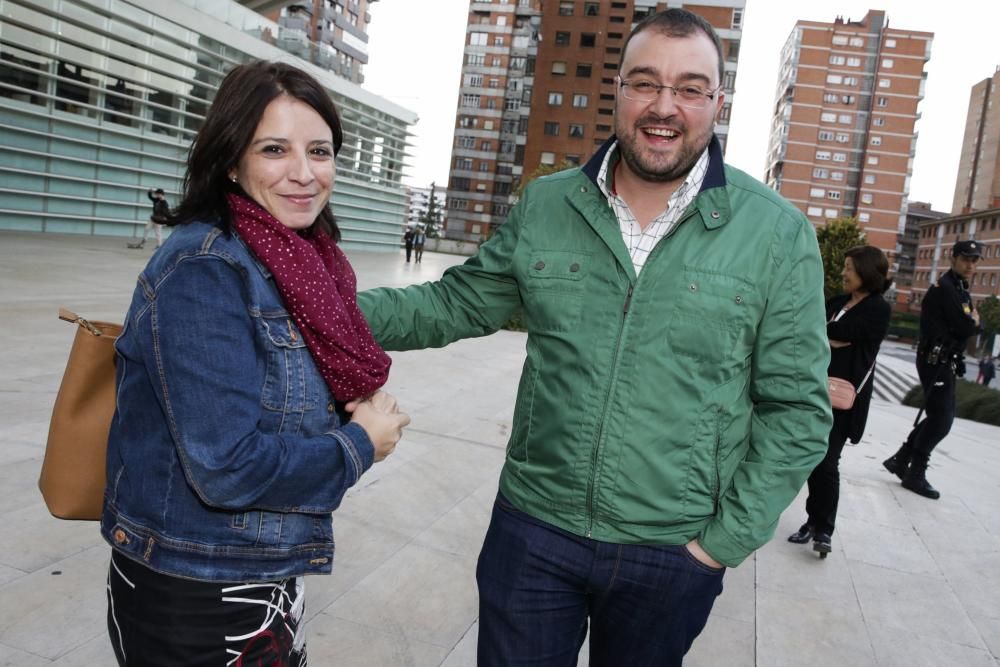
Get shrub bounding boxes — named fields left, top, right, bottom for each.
left=901, top=378, right=1000, bottom=426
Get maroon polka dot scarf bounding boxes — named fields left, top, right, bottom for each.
left=227, top=193, right=390, bottom=402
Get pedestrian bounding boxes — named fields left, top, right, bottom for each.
left=357, top=9, right=830, bottom=664
left=884, top=240, right=981, bottom=499
left=978, top=355, right=995, bottom=386
left=403, top=226, right=415, bottom=262
left=788, top=246, right=891, bottom=556
left=129, top=188, right=169, bottom=249
left=413, top=225, right=426, bottom=263
left=102, top=61, right=409, bottom=666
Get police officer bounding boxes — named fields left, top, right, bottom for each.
left=883, top=240, right=981, bottom=498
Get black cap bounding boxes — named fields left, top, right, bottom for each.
left=952, top=240, right=981, bottom=258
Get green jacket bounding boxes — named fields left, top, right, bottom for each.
left=358, top=137, right=831, bottom=567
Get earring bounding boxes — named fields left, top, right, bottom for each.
left=230, top=174, right=238, bottom=183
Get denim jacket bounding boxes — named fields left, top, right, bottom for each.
left=101, top=221, right=375, bottom=582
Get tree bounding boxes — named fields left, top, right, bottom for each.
left=978, top=295, right=1000, bottom=353
left=815, top=217, right=867, bottom=299
left=513, top=160, right=577, bottom=201
left=419, top=181, right=443, bottom=238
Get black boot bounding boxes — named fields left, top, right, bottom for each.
left=901, top=453, right=940, bottom=500
left=787, top=523, right=813, bottom=544
left=883, top=441, right=914, bottom=480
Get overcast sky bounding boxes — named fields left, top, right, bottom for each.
left=365, top=0, right=1000, bottom=214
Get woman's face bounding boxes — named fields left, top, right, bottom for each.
left=232, top=95, right=335, bottom=230
left=842, top=257, right=864, bottom=294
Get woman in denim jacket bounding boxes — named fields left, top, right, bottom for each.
left=102, top=62, right=409, bottom=666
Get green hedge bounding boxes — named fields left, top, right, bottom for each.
left=902, top=379, right=1000, bottom=426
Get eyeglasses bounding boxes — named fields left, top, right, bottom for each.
left=617, top=76, right=720, bottom=110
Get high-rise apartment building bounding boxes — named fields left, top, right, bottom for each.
left=445, top=0, right=744, bottom=242
left=265, top=1, right=377, bottom=84
left=896, top=200, right=946, bottom=306
left=765, top=10, right=932, bottom=255
left=952, top=66, right=1000, bottom=214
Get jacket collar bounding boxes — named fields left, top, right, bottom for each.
left=580, top=133, right=730, bottom=230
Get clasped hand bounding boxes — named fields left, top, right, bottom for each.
left=345, top=390, right=410, bottom=462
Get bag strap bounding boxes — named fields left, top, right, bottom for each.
left=59, top=308, right=105, bottom=337
left=856, top=361, right=876, bottom=392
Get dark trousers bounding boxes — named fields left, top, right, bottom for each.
left=906, top=359, right=956, bottom=458
left=804, top=412, right=852, bottom=535
left=476, top=494, right=725, bottom=666
left=404, top=242, right=413, bottom=261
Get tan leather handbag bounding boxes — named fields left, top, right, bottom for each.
left=38, top=309, right=122, bottom=520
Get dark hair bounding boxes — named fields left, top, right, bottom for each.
left=619, top=8, right=725, bottom=86
left=169, top=61, right=344, bottom=240
left=845, top=245, right=893, bottom=294
left=154, top=188, right=164, bottom=195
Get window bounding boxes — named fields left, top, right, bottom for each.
left=827, top=74, right=843, bottom=85
left=467, top=74, right=483, bottom=87
left=511, top=56, right=526, bottom=70
left=868, top=155, right=879, bottom=165
left=457, top=135, right=476, bottom=148
left=832, top=35, right=848, bottom=46
left=732, top=8, right=743, bottom=28
left=810, top=188, right=825, bottom=197
left=865, top=174, right=876, bottom=184
left=873, top=116, right=885, bottom=126
left=862, top=193, right=873, bottom=204
left=461, top=94, right=480, bottom=107
left=842, top=95, right=855, bottom=104
left=558, top=1, right=573, bottom=15
left=833, top=152, right=847, bottom=162
left=843, top=77, right=858, bottom=86
left=821, top=112, right=837, bottom=123
left=552, top=61, right=567, bottom=75
left=459, top=116, right=478, bottom=128
left=449, top=198, right=467, bottom=210
left=481, top=140, right=491, bottom=151
left=859, top=212, right=870, bottom=222
left=882, top=58, right=894, bottom=69
left=576, top=63, right=592, bottom=77
left=467, top=53, right=485, bottom=66
left=818, top=130, right=835, bottom=141
left=824, top=93, right=840, bottom=103
left=827, top=191, right=841, bottom=200
left=831, top=171, right=844, bottom=181
left=544, top=121, right=559, bottom=136
left=830, top=55, right=846, bottom=65
left=497, top=15, right=507, bottom=26
left=504, top=98, right=521, bottom=110
left=581, top=33, right=596, bottom=47
left=807, top=206, right=823, bottom=216
left=885, top=38, right=897, bottom=48
left=572, top=94, right=589, bottom=108
left=585, top=2, right=599, bottom=16
left=871, top=136, right=882, bottom=146
left=548, top=92, right=563, bottom=105
left=724, top=71, right=737, bottom=92
left=479, top=162, right=490, bottom=172
left=719, top=103, right=731, bottom=121
left=540, top=151, right=556, bottom=165
left=849, top=37, right=864, bottom=47
left=813, top=168, right=829, bottom=178
left=555, top=31, right=570, bottom=46
left=494, top=36, right=505, bottom=46
left=470, top=32, right=488, bottom=46
left=879, top=78, right=891, bottom=88
left=836, top=133, right=850, bottom=143
left=847, top=56, right=861, bottom=67
left=877, top=96, right=888, bottom=107
left=569, top=124, right=584, bottom=138
left=825, top=209, right=839, bottom=219
left=816, top=150, right=832, bottom=161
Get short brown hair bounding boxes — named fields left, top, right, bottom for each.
left=619, top=8, right=725, bottom=85
left=171, top=61, right=344, bottom=240
left=845, top=245, right=893, bottom=294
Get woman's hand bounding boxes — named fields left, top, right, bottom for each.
left=829, top=339, right=852, bottom=348
left=345, top=390, right=410, bottom=462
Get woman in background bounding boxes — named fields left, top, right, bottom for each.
left=788, top=245, right=892, bottom=556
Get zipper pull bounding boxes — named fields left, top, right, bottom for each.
left=623, top=285, right=634, bottom=314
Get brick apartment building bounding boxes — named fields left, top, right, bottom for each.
left=444, top=0, right=745, bottom=242
left=953, top=66, right=1000, bottom=214
left=765, top=10, right=933, bottom=257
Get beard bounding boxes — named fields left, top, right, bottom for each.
left=615, top=112, right=713, bottom=184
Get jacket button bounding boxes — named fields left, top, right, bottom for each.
left=689, top=283, right=698, bottom=292
left=534, top=261, right=545, bottom=270
left=711, top=211, right=721, bottom=219
left=580, top=186, right=588, bottom=193
left=735, top=295, right=743, bottom=304
left=113, top=529, right=128, bottom=545
left=569, top=263, right=580, bottom=272
left=327, top=402, right=335, bottom=413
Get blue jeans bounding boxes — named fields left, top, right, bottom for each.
left=476, top=494, right=725, bottom=666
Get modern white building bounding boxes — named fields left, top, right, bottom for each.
left=0, top=0, right=415, bottom=250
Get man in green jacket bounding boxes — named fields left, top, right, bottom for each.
left=358, top=8, right=831, bottom=664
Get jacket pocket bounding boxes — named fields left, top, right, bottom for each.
left=521, top=250, right=589, bottom=333
left=258, top=314, right=320, bottom=413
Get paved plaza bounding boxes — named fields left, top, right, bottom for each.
left=1, top=230, right=998, bottom=666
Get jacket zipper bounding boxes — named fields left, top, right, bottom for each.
left=583, top=206, right=701, bottom=537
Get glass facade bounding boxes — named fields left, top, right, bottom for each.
left=0, top=0, right=415, bottom=250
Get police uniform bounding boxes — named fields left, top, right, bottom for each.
left=884, top=240, right=980, bottom=498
